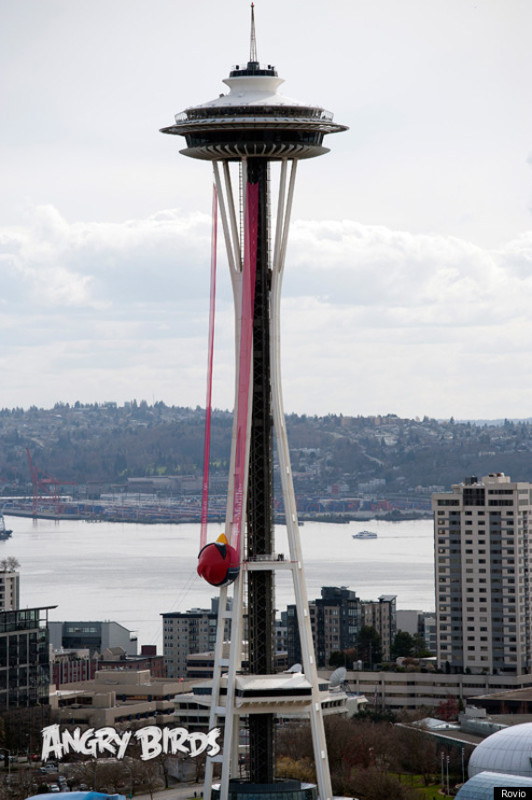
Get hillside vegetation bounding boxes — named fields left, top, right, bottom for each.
left=1, top=401, right=532, bottom=498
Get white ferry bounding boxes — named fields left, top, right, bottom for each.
left=352, top=530, right=377, bottom=540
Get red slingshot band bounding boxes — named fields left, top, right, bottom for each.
left=197, top=181, right=258, bottom=586
left=200, top=184, right=218, bottom=549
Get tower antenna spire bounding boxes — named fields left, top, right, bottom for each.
left=250, top=2, right=258, bottom=63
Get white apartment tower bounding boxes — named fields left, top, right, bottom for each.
left=0, top=568, right=19, bottom=611
left=433, top=473, right=532, bottom=676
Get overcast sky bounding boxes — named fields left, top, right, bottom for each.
left=1, top=0, right=531, bottom=419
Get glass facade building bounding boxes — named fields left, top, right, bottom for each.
left=456, top=771, right=532, bottom=800
left=468, top=722, right=532, bottom=778
left=0, top=606, right=54, bottom=709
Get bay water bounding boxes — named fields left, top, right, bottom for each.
left=1, top=515, right=435, bottom=651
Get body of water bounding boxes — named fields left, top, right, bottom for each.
left=1, top=515, right=435, bottom=651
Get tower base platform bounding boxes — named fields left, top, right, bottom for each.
left=211, top=779, right=318, bottom=800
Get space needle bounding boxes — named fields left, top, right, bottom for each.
left=161, top=7, right=347, bottom=800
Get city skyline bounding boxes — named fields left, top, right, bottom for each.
left=1, top=0, right=531, bottom=419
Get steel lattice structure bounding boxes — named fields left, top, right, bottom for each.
left=161, top=10, right=346, bottom=800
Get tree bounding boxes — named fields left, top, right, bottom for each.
left=277, top=756, right=315, bottom=783
left=343, top=648, right=357, bottom=668
left=396, top=726, right=438, bottom=785
left=435, top=696, right=459, bottom=722
left=353, top=766, right=421, bottom=800
left=328, top=651, right=345, bottom=667
left=276, top=721, right=314, bottom=763
left=391, top=630, right=414, bottom=659
left=325, top=716, right=397, bottom=776
left=356, top=626, right=382, bottom=668
left=0, top=768, right=38, bottom=800
left=0, top=558, right=19, bottom=573
left=136, top=759, right=164, bottom=799
left=412, top=632, right=432, bottom=657
left=0, top=705, right=51, bottom=755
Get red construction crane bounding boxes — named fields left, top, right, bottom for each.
left=26, top=448, right=76, bottom=516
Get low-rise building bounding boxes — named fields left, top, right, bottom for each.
left=51, top=645, right=165, bottom=687
left=51, top=648, right=96, bottom=686
left=344, top=668, right=532, bottom=712
left=471, top=687, right=532, bottom=716
left=97, top=644, right=165, bottom=677
left=51, top=668, right=191, bottom=729
left=48, top=620, right=137, bottom=657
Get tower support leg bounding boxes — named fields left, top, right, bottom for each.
left=204, top=158, right=333, bottom=800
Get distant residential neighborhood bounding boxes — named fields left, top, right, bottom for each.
left=1, top=403, right=532, bottom=520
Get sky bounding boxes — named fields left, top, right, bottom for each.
left=1, top=0, right=531, bottom=420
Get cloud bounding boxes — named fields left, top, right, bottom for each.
left=287, top=219, right=507, bottom=311
left=280, top=220, right=532, bottom=417
left=0, top=205, right=219, bottom=312
left=0, top=205, right=532, bottom=416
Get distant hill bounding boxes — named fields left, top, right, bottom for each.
left=2, top=402, right=532, bottom=499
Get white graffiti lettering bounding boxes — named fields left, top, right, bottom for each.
left=41, top=724, right=221, bottom=762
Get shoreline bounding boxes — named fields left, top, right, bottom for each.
left=4, top=508, right=432, bottom=525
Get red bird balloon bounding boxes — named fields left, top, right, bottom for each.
left=197, top=533, right=240, bottom=587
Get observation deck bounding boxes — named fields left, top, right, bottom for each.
left=160, top=60, right=347, bottom=160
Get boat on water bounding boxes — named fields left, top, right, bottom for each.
left=0, top=513, right=12, bottom=540
left=352, top=530, right=377, bottom=539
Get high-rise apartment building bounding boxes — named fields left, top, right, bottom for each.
left=362, top=595, right=397, bottom=661
left=162, top=598, right=234, bottom=679
left=0, top=565, right=54, bottom=709
left=287, top=587, right=363, bottom=667
left=433, top=472, right=532, bottom=675
left=421, top=612, right=437, bottom=655
left=0, top=607, right=53, bottom=708
left=0, top=567, right=19, bottom=611
left=287, top=588, right=398, bottom=667
left=162, top=607, right=218, bottom=678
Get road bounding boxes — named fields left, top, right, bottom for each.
left=133, top=782, right=204, bottom=800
